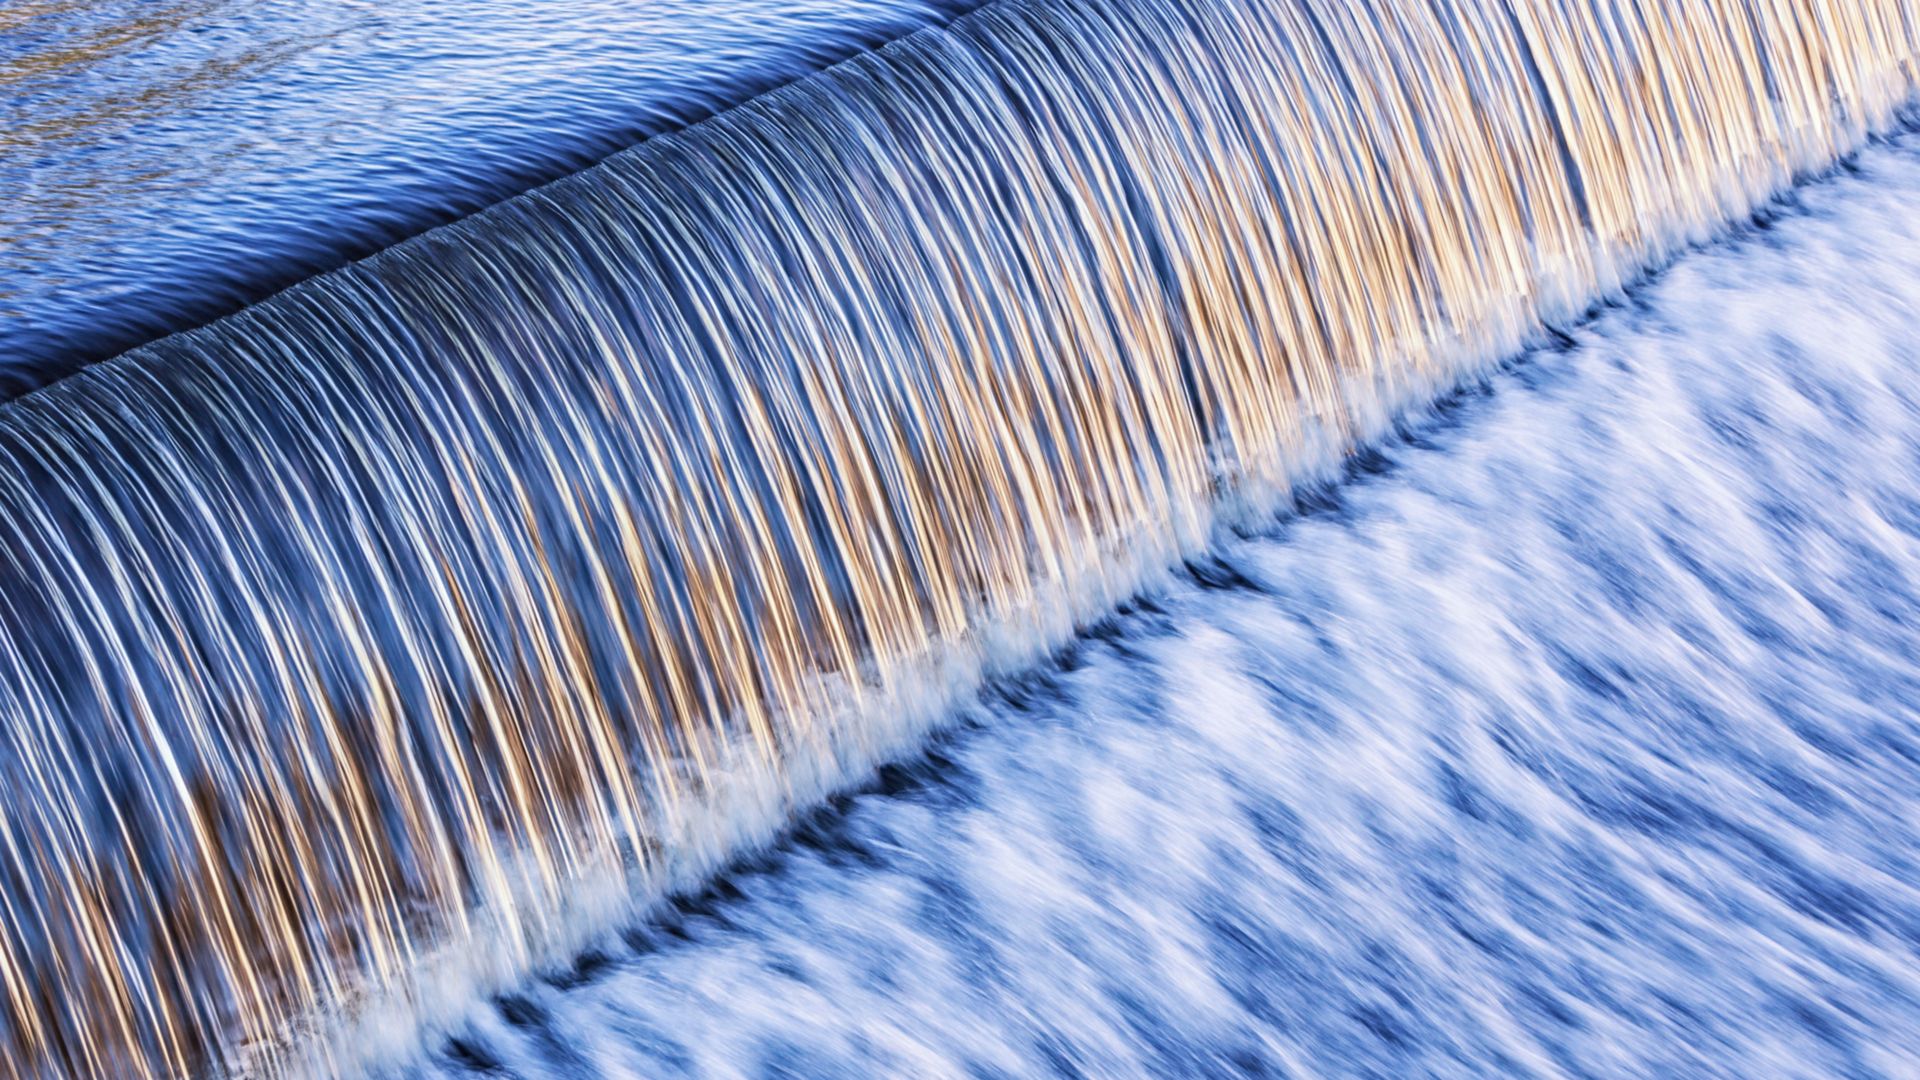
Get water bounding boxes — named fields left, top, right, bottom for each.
left=405, top=131, right=1920, bottom=1080
left=1, top=0, right=1918, bottom=1075
left=0, top=0, right=959, bottom=392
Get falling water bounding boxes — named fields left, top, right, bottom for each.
left=1, top=0, right=1916, bottom=1075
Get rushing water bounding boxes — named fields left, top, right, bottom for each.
left=2, top=0, right=1919, bottom=1076
left=0, top=0, right=959, bottom=392
left=408, top=132, right=1920, bottom=1078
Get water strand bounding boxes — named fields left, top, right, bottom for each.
left=0, top=0, right=1915, bottom=1074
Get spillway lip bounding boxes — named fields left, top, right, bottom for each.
left=5, top=2, right=1918, bottom=1075
left=0, top=0, right=988, bottom=412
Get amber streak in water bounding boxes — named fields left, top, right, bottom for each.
left=0, top=0, right=1915, bottom=1074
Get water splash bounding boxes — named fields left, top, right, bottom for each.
left=0, top=0, right=1915, bottom=1074
left=407, top=132, right=1920, bottom=1076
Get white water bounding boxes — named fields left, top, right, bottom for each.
left=402, top=130, right=1920, bottom=1079
left=2, top=0, right=1917, bottom=1074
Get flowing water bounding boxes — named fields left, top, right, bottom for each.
left=1, top=0, right=1919, bottom=1076
left=0, top=0, right=960, bottom=392
left=409, top=129, right=1920, bottom=1080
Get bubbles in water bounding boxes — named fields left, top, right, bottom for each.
left=0, top=0, right=1915, bottom=1074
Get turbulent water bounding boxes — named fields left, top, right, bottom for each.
left=403, top=131, right=1920, bottom=1080
left=2, top=0, right=1919, bottom=1076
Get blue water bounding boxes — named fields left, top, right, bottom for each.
left=395, top=133, right=1920, bottom=1079
left=10, top=1, right=1920, bottom=1075
left=0, top=0, right=957, bottom=393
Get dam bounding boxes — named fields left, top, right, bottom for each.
left=2, top=0, right=1919, bottom=1075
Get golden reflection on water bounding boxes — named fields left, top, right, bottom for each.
left=0, top=0, right=1915, bottom=1075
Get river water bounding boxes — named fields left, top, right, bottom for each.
left=406, top=133, right=1920, bottom=1079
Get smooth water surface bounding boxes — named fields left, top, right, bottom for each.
left=0, top=0, right=957, bottom=391
left=4, top=0, right=1918, bottom=1075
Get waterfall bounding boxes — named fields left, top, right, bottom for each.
left=1, top=0, right=1915, bottom=1074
